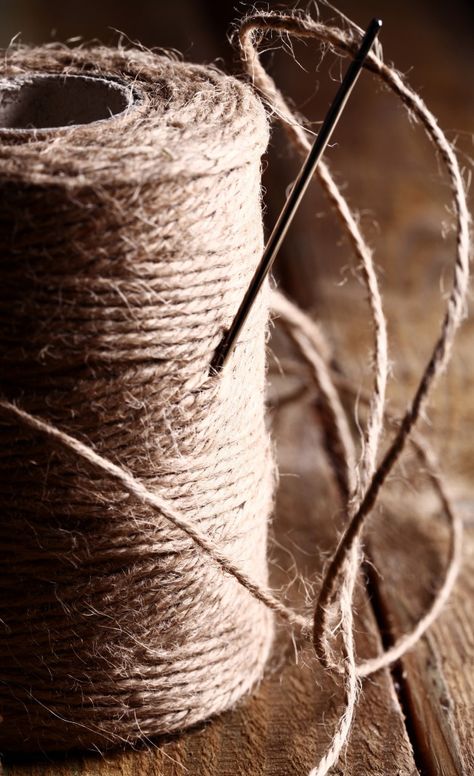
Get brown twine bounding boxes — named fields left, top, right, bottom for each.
left=0, top=10, right=471, bottom=775
left=0, top=45, right=276, bottom=752
left=239, top=11, right=470, bottom=773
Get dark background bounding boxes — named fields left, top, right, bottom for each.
left=0, top=0, right=472, bottom=332
left=0, top=1, right=472, bottom=78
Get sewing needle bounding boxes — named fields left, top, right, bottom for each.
left=210, top=17, right=382, bottom=374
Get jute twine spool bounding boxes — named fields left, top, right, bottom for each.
left=0, top=10, right=470, bottom=775
left=0, top=46, right=274, bottom=751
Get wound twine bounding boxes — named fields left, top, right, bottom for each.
left=0, top=46, right=275, bottom=751
left=0, top=9, right=471, bottom=775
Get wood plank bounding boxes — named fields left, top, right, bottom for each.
left=368, top=495, right=474, bottom=776
left=359, top=284, right=474, bottom=775
left=3, top=396, right=417, bottom=775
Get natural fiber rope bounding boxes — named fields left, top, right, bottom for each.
left=0, top=45, right=277, bottom=752
left=239, top=10, right=470, bottom=773
left=0, top=10, right=470, bottom=775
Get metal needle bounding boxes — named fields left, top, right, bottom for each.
left=210, top=17, right=382, bottom=374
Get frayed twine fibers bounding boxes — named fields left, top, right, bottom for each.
left=0, top=9, right=471, bottom=776
left=0, top=45, right=275, bottom=751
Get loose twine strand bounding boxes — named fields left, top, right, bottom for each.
left=238, top=10, right=470, bottom=773
left=0, top=11, right=470, bottom=775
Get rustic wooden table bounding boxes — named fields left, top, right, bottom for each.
left=2, top=0, right=473, bottom=774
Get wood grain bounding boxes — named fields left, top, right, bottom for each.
left=359, top=279, right=474, bottom=776
left=369, top=500, right=474, bottom=776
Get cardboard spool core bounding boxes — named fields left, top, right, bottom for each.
left=0, top=73, right=133, bottom=131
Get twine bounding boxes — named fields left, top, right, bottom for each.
left=238, top=11, right=469, bottom=772
left=0, top=10, right=471, bottom=775
left=0, top=45, right=275, bottom=751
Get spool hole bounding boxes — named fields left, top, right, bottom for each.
left=0, top=74, right=133, bottom=131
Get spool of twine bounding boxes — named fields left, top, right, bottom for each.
left=0, top=45, right=274, bottom=751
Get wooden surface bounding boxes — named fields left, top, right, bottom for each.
left=2, top=0, right=473, bottom=774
